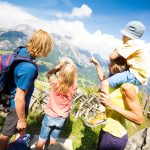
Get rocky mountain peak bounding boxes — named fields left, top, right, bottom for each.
left=11, top=24, right=35, bottom=36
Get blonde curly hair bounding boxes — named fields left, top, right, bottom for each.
left=26, top=29, right=53, bottom=58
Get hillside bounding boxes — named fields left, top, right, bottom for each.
left=0, top=24, right=109, bottom=85
left=1, top=24, right=150, bottom=93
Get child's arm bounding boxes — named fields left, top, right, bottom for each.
left=109, top=49, right=120, bottom=60
left=47, top=64, right=64, bottom=83
left=90, top=57, right=106, bottom=81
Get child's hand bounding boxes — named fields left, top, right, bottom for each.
left=47, top=63, right=65, bottom=77
left=89, top=57, right=99, bottom=65
left=55, top=63, right=64, bottom=70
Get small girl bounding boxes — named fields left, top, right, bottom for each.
left=36, top=58, right=78, bottom=150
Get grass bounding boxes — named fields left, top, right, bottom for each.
left=26, top=113, right=150, bottom=150
left=67, top=117, right=100, bottom=150
left=1, top=47, right=149, bottom=148
left=0, top=80, right=149, bottom=149
left=0, top=110, right=150, bottom=150
left=26, top=112, right=45, bottom=136
left=35, top=80, right=50, bottom=91
left=26, top=113, right=101, bottom=150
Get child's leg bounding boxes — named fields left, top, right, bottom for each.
left=49, top=118, right=65, bottom=145
left=127, top=73, right=141, bottom=86
left=50, top=139, right=57, bottom=145
left=50, top=136, right=57, bottom=145
left=49, top=128, right=62, bottom=145
left=106, top=70, right=131, bottom=89
left=36, top=139, right=46, bottom=150
left=101, top=70, right=141, bottom=96
left=101, top=71, right=130, bottom=96
left=108, top=70, right=141, bottom=88
left=36, top=115, right=51, bottom=150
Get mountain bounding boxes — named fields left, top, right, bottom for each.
left=39, top=34, right=109, bottom=84
left=1, top=24, right=150, bottom=91
left=0, top=24, right=109, bottom=85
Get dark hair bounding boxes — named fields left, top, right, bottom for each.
left=109, top=56, right=129, bottom=76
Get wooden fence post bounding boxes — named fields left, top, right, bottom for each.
left=142, top=93, right=150, bottom=118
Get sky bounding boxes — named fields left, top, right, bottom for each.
left=0, top=0, right=150, bottom=59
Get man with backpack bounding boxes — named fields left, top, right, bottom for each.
left=0, top=29, right=53, bottom=150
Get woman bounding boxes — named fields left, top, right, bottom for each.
left=90, top=57, right=143, bottom=150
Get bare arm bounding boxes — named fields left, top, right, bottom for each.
left=90, top=57, right=106, bottom=81
left=109, top=50, right=120, bottom=60
left=100, top=84, right=143, bottom=125
left=15, top=88, right=27, bottom=130
left=47, top=64, right=64, bottom=83
left=48, top=65, right=61, bottom=79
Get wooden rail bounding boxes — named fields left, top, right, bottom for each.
left=1, top=87, right=149, bottom=119
left=29, top=88, right=105, bottom=119
left=142, top=93, right=150, bottom=118
left=29, top=87, right=150, bottom=119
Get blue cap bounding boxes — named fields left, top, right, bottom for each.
left=120, top=21, right=145, bottom=39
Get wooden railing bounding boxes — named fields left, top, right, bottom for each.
left=29, top=88, right=104, bottom=119
left=1, top=87, right=149, bottom=119
left=30, top=87, right=150, bottom=118
left=142, top=93, right=150, bottom=118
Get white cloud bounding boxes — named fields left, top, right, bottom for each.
left=0, top=2, right=39, bottom=28
left=144, top=43, right=150, bottom=55
left=0, top=2, right=149, bottom=60
left=54, top=4, right=92, bottom=18
left=71, top=4, right=92, bottom=18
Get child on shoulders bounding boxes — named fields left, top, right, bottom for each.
left=100, top=21, right=149, bottom=96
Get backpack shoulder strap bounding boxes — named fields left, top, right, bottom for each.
left=14, top=55, right=35, bottom=64
left=13, top=46, right=25, bottom=54
left=13, top=46, right=36, bottom=64
left=13, top=47, right=38, bottom=79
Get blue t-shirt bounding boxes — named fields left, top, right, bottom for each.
left=9, top=47, right=37, bottom=109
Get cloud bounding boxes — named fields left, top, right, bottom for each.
left=0, top=2, right=38, bottom=26
left=144, top=43, right=150, bottom=54
left=71, top=4, right=92, bottom=18
left=54, top=4, right=92, bottom=18
left=1, top=2, right=150, bottom=60
left=0, top=2, right=122, bottom=59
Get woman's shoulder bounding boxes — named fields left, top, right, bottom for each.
left=120, top=83, right=138, bottom=94
left=110, top=83, right=138, bottom=95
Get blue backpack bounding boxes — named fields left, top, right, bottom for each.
left=0, top=46, right=38, bottom=108
left=7, top=133, right=31, bottom=150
